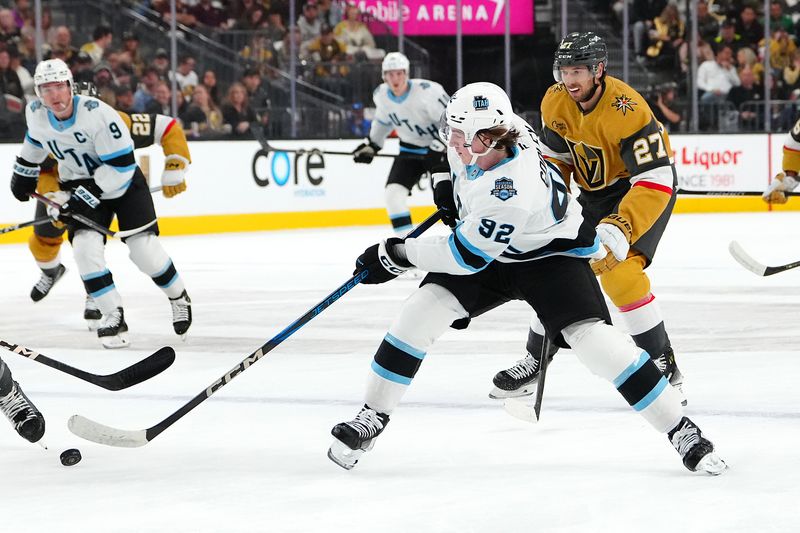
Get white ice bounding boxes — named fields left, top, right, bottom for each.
left=0, top=212, right=798, bottom=533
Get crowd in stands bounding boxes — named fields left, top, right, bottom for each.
left=0, top=0, right=387, bottom=140
left=608, top=0, right=800, bottom=131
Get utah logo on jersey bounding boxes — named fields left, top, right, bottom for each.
left=565, top=138, right=606, bottom=190
left=490, top=177, right=517, bottom=201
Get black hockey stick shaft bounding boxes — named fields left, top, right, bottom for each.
left=30, top=192, right=115, bottom=237
left=533, top=336, right=550, bottom=421
left=0, top=215, right=55, bottom=235
left=0, top=339, right=176, bottom=391
left=676, top=189, right=800, bottom=197
left=141, top=211, right=442, bottom=443
left=729, top=241, right=800, bottom=276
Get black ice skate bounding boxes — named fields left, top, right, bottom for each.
left=30, top=264, right=66, bottom=302
left=654, top=347, right=687, bottom=406
left=97, top=307, right=129, bottom=349
left=668, top=416, right=727, bottom=475
left=0, top=380, right=45, bottom=443
left=490, top=352, right=553, bottom=399
left=328, top=404, right=390, bottom=470
left=84, top=295, right=102, bottom=331
left=169, top=290, right=192, bottom=339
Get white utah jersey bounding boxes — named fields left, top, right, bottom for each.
left=404, top=115, right=601, bottom=276
left=369, top=78, right=449, bottom=150
left=20, top=95, right=136, bottom=200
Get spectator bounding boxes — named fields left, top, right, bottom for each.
left=645, top=3, right=684, bottom=69
left=169, top=55, right=199, bottom=98
left=767, top=1, right=793, bottom=33
left=114, top=85, right=135, bottom=114
left=49, top=26, right=78, bottom=65
left=713, top=18, right=742, bottom=55
left=0, top=9, right=20, bottom=48
left=179, top=84, right=224, bottom=137
left=151, top=48, right=170, bottom=78
left=647, top=82, right=682, bottom=132
left=735, top=5, right=763, bottom=51
left=764, top=28, right=797, bottom=72
left=242, top=5, right=268, bottom=30
left=728, top=67, right=762, bottom=130
left=265, top=9, right=287, bottom=42
left=679, top=32, right=715, bottom=74
left=696, top=1, right=719, bottom=43
left=736, top=46, right=763, bottom=84
left=318, top=0, right=343, bottom=27
left=0, top=48, right=22, bottom=99
left=71, top=51, right=95, bottom=84
left=121, top=31, right=145, bottom=78
left=228, top=0, right=257, bottom=27
left=145, top=80, right=173, bottom=115
left=240, top=33, right=275, bottom=67
left=201, top=69, right=220, bottom=104
left=306, top=24, right=351, bottom=98
left=632, top=0, right=667, bottom=57
left=334, top=4, right=383, bottom=60
left=221, top=82, right=256, bottom=137
left=298, top=1, right=322, bottom=44
left=783, top=50, right=800, bottom=97
left=11, top=0, right=28, bottom=29
left=192, top=0, right=227, bottom=28
left=8, top=45, right=32, bottom=102
left=79, top=24, right=112, bottom=66
left=242, top=67, right=271, bottom=125
left=275, top=26, right=304, bottom=72
left=697, top=43, right=740, bottom=102
left=93, top=62, right=117, bottom=107
left=134, top=67, right=161, bottom=112
left=159, top=0, right=198, bottom=28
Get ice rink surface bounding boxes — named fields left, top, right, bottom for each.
left=1, top=211, right=799, bottom=533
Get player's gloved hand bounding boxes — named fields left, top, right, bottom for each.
left=161, top=155, right=189, bottom=198
left=590, top=213, right=632, bottom=276
left=762, top=172, right=798, bottom=205
left=10, top=156, right=40, bottom=202
left=353, top=140, right=380, bottom=164
left=429, top=139, right=447, bottom=153
left=354, top=237, right=413, bottom=284
left=59, top=182, right=102, bottom=221
left=44, top=190, right=71, bottom=221
left=432, top=172, right=458, bottom=228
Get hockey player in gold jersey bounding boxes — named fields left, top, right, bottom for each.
left=23, top=82, right=191, bottom=318
left=763, top=116, right=800, bottom=204
left=489, top=32, right=685, bottom=402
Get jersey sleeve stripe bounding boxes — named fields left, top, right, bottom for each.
left=455, top=226, right=493, bottom=262
left=25, top=132, right=43, bottom=147
left=447, top=231, right=490, bottom=272
left=632, top=180, right=672, bottom=195
left=785, top=145, right=800, bottom=154
left=162, top=118, right=176, bottom=138
left=98, top=146, right=134, bottom=162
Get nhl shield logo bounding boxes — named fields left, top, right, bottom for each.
left=473, top=95, right=489, bottom=111
left=490, top=177, right=517, bottom=201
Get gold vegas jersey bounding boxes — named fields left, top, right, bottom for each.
left=539, top=75, right=677, bottom=244
left=781, top=117, right=800, bottom=173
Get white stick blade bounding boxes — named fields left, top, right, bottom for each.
left=728, top=241, right=767, bottom=276
left=502, top=397, right=539, bottom=424
left=68, top=415, right=149, bottom=448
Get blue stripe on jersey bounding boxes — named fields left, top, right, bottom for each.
left=376, top=118, right=392, bottom=126
left=371, top=360, right=413, bottom=385
left=81, top=269, right=112, bottom=281
left=24, top=132, right=43, bottom=147
left=400, top=146, right=428, bottom=154
left=447, top=228, right=491, bottom=272
left=631, top=376, right=668, bottom=412
left=613, top=351, right=649, bottom=388
left=455, top=226, right=493, bottom=262
left=384, top=333, right=426, bottom=360
left=563, top=235, right=602, bottom=257
left=99, top=146, right=134, bottom=162
left=386, top=81, right=412, bottom=103
left=46, top=96, right=80, bottom=131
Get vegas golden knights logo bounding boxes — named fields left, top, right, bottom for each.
left=565, top=138, right=606, bottom=190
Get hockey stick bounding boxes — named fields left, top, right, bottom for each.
left=0, top=340, right=175, bottom=391
left=676, top=188, right=800, bottom=197
left=0, top=215, right=56, bottom=235
left=30, top=192, right=157, bottom=239
left=729, top=240, right=800, bottom=276
left=503, top=336, right=551, bottom=423
left=68, top=211, right=443, bottom=447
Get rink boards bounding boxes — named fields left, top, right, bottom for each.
left=0, top=134, right=797, bottom=244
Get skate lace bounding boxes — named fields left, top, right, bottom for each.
left=506, top=355, right=539, bottom=380
left=348, top=408, right=385, bottom=439
left=670, top=422, right=700, bottom=456
left=33, top=273, right=56, bottom=294
left=171, top=297, right=190, bottom=323
left=85, top=295, right=100, bottom=312
left=0, top=386, right=34, bottom=425
left=100, top=309, right=123, bottom=329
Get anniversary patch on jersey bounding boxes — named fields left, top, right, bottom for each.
left=83, top=100, right=99, bottom=111
left=30, top=100, right=42, bottom=112
left=565, top=138, right=607, bottom=190
left=490, top=177, right=517, bottom=201
left=611, top=94, right=637, bottom=116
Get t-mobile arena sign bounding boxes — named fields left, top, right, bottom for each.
left=358, top=0, right=534, bottom=36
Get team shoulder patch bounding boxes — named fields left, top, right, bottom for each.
left=30, top=100, right=42, bottom=112
left=490, top=177, right=517, bottom=201
left=84, top=100, right=99, bottom=111
left=420, top=81, right=430, bottom=89
left=611, top=94, right=637, bottom=115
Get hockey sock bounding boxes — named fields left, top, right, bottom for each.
left=74, top=230, right=122, bottom=315
left=385, top=183, right=412, bottom=233
left=526, top=315, right=559, bottom=359
left=617, top=293, right=672, bottom=357
left=126, top=234, right=186, bottom=299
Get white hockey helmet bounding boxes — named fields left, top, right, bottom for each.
left=382, top=52, right=409, bottom=77
left=439, top=82, right=514, bottom=157
left=33, top=58, right=73, bottom=98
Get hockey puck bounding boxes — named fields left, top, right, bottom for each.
left=60, top=448, right=82, bottom=466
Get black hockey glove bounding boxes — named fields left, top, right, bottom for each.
left=431, top=171, right=458, bottom=228
left=353, top=140, right=381, bottom=164
left=10, top=156, right=40, bottom=202
left=59, top=182, right=103, bottom=221
left=354, top=237, right=413, bottom=284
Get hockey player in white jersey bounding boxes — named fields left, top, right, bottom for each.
left=328, top=82, right=726, bottom=475
left=352, top=52, right=449, bottom=234
left=9, top=59, right=191, bottom=348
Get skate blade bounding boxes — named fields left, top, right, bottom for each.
left=101, top=333, right=130, bottom=349
left=327, top=439, right=365, bottom=470
left=502, top=397, right=539, bottom=423
left=696, top=453, right=728, bottom=476
left=488, top=382, right=537, bottom=400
